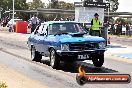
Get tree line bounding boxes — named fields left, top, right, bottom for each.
left=0, top=0, right=119, bottom=21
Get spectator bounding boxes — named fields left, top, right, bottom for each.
left=110, top=23, right=115, bottom=35
left=30, top=14, right=39, bottom=33
left=8, top=24, right=13, bottom=32
left=90, top=13, right=101, bottom=36
left=126, top=23, right=131, bottom=36
left=116, top=22, right=122, bottom=36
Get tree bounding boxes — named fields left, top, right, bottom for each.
left=115, top=18, right=125, bottom=24
left=28, top=0, right=45, bottom=10
left=106, top=0, right=119, bottom=12
left=47, top=1, right=74, bottom=10
left=50, top=0, right=58, bottom=8
left=84, top=0, right=119, bottom=12
left=0, top=0, right=28, bottom=11
left=125, top=18, right=132, bottom=24
left=46, top=1, right=74, bottom=21
left=58, top=1, right=74, bottom=10
left=26, top=0, right=46, bottom=20
left=0, top=0, right=28, bottom=19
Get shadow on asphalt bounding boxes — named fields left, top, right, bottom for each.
left=107, top=45, right=126, bottom=48
left=40, top=60, right=118, bottom=74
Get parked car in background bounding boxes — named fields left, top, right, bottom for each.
left=7, top=19, right=22, bottom=26
left=1, top=17, right=9, bottom=27
left=7, top=19, right=22, bottom=31
left=27, top=21, right=106, bottom=69
left=120, top=25, right=132, bottom=35
left=122, top=26, right=126, bottom=35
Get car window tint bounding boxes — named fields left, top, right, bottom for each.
left=49, top=24, right=61, bottom=35
left=14, top=20, right=21, bottom=22
left=49, top=23, right=87, bottom=35
left=34, top=25, right=39, bottom=34
left=37, top=25, right=44, bottom=34
left=43, top=24, right=48, bottom=34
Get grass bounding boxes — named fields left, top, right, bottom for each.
left=108, top=34, right=132, bottom=38
left=0, top=26, right=8, bottom=31
left=118, top=35, right=132, bottom=38
left=0, top=82, right=7, bottom=88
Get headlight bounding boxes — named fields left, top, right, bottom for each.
left=61, top=44, right=69, bottom=51
left=99, top=42, right=106, bottom=49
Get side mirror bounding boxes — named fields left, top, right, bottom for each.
left=40, top=33, right=46, bottom=36
left=46, top=28, right=48, bottom=31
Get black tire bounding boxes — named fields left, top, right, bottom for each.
left=76, top=75, right=87, bottom=86
left=92, top=54, right=104, bottom=67
left=31, top=46, right=42, bottom=62
left=63, top=61, right=76, bottom=67
left=50, top=48, right=60, bottom=69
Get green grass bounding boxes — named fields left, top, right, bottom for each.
left=108, top=34, right=132, bottom=38
left=0, top=27, right=8, bottom=31
left=0, top=82, right=7, bottom=88
left=118, top=35, right=132, bottom=38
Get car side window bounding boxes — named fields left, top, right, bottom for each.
left=34, top=25, right=40, bottom=34
left=37, top=25, right=44, bottom=34
left=49, top=24, right=60, bottom=35
left=42, top=24, right=48, bottom=35
left=34, top=24, right=44, bottom=35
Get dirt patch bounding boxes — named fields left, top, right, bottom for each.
left=0, top=64, right=48, bottom=88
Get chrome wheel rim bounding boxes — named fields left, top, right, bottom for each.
left=50, top=50, right=55, bottom=67
left=31, top=48, right=35, bottom=59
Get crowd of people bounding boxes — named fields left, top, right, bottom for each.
left=1, top=14, right=132, bottom=37
left=109, top=22, right=132, bottom=36
left=0, top=16, right=10, bottom=27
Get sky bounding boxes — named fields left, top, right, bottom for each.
left=27, top=0, right=132, bottom=12
left=52, top=0, right=81, bottom=3
left=117, top=0, right=132, bottom=12
left=26, top=0, right=80, bottom=3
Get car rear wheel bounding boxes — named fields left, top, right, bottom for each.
left=31, top=46, right=42, bottom=62
left=92, top=54, right=104, bottom=67
left=50, top=49, right=60, bottom=69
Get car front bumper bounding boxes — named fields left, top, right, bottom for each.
left=56, top=49, right=106, bottom=61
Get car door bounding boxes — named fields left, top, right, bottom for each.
left=43, top=24, right=58, bottom=56
left=34, top=24, right=44, bottom=52
left=32, top=25, right=41, bottom=52
left=35, top=24, right=49, bottom=53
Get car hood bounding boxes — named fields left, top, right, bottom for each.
left=54, top=33, right=105, bottom=43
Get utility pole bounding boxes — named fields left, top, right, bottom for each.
left=12, top=0, right=15, bottom=32
left=0, top=7, right=3, bottom=19
left=48, top=0, right=51, bottom=8
left=13, top=0, right=15, bottom=22
left=108, top=0, right=110, bottom=22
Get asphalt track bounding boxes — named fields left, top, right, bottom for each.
left=0, top=32, right=132, bottom=88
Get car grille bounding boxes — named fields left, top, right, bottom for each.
left=69, top=43, right=98, bottom=51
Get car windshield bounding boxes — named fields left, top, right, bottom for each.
left=49, top=23, right=87, bottom=35
left=14, top=19, right=21, bottom=22
left=8, top=19, right=22, bottom=23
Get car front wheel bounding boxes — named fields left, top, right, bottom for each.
left=50, top=49, right=60, bottom=69
left=92, top=54, right=104, bottom=67
left=31, top=46, right=42, bottom=62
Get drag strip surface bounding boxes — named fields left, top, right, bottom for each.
left=0, top=32, right=132, bottom=88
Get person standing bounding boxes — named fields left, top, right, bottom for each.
left=90, top=13, right=101, bottom=36
left=126, top=23, right=130, bottom=36
left=111, top=23, right=115, bottom=35
left=116, top=21, right=122, bottom=36
left=30, top=14, right=39, bottom=33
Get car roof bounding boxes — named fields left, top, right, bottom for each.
left=41, top=21, right=79, bottom=25
left=10, top=19, right=22, bottom=20
left=9, top=19, right=22, bottom=22
left=14, top=19, right=22, bottom=20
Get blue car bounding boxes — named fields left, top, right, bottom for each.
left=27, top=21, right=106, bottom=68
